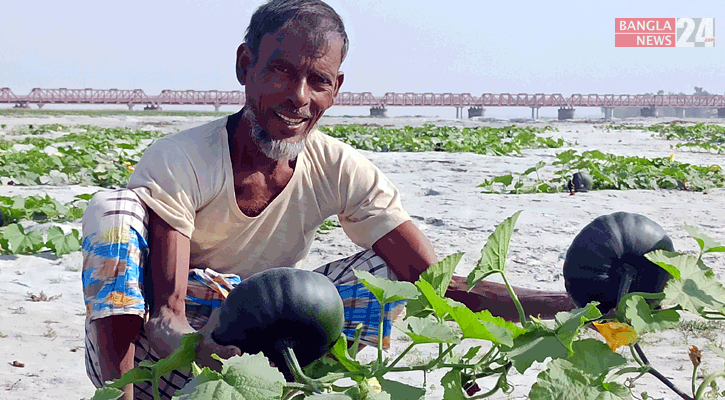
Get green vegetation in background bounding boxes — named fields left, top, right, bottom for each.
left=600, top=123, right=725, bottom=154
left=0, top=124, right=165, bottom=187
left=480, top=149, right=724, bottom=194
left=320, top=124, right=569, bottom=156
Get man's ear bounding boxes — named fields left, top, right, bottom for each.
left=333, top=71, right=344, bottom=98
left=236, top=43, right=254, bottom=85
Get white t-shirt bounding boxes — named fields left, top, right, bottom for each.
left=127, top=117, right=410, bottom=278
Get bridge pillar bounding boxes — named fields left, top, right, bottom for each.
left=558, top=108, right=575, bottom=120
left=718, top=108, right=725, bottom=118
left=37, top=103, right=45, bottom=109
left=370, top=107, right=387, bottom=117
left=603, top=107, right=613, bottom=120
left=531, top=107, right=540, bottom=120
left=127, top=103, right=134, bottom=111
left=468, top=107, right=484, bottom=118
left=640, top=107, right=656, bottom=117
left=214, top=104, right=221, bottom=112
left=675, top=108, right=686, bottom=118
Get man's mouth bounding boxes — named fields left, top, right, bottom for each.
left=275, top=111, right=308, bottom=126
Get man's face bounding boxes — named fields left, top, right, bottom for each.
left=238, top=26, right=344, bottom=151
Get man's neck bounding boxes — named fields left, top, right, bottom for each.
left=227, top=110, right=293, bottom=171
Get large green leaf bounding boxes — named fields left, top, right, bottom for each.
left=645, top=250, right=686, bottom=279
left=221, top=353, right=286, bottom=399
left=529, top=339, right=629, bottom=400
left=467, top=211, right=522, bottom=290
left=554, top=303, right=602, bottom=352
left=439, top=369, right=468, bottom=400
left=505, top=329, right=569, bottom=373
left=416, top=280, right=523, bottom=346
left=529, top=358, right=630, bottom=400
left=623, top=295, right=680, bottom=334
left=46, top=226, right=81, bottom=256
left=415, top=279, right=463, bottom=320
left=85, top=387, right=124, bottom=400
left=3, top=223, right=44, bottom=254
left=354, top=270, right=419, bottom=306
left=376, top=377, right=425, bottom=400
left=404, top=316, right=460, bottom=344
left=658, top=253, right=725, bottom=315
left=329, top=336, right=364, bottom=372
left=419, top=252, right=463, bottom=297
left=684, top=224, right=725, bottom=255
left=566, top=339, right=628, bottom=376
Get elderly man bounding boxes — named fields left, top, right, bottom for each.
left=81, top=0, right=575, bottom=398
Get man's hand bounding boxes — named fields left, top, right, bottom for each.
left=196, top=307, right=242, bottom=371
left=145, top=306, right=241, bottom=372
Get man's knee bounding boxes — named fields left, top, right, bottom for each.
left=87, top=315, right=144, bottom=383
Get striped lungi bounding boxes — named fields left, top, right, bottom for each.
left=81, top=189, right=405, bottom=399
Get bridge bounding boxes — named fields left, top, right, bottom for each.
left=2, top=88, right=725, bottom=119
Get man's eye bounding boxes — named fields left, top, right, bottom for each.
left=272, top=65, right=291, bottom=74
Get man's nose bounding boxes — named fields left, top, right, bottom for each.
left=289, top=76, right=310, bottom=108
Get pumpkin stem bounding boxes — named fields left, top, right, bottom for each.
left=279, top=341, right=325, bottom=392
left=616, top=263, right=637, bottom=309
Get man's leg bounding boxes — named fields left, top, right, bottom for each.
left=314, top=249, right=405, bottom=349
left=313, top=249, right=578, bottom=346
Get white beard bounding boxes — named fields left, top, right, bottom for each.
left=243, top=107, right=306, bottom=161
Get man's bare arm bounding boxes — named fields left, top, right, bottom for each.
left=372, top=220, right=576, bottom=321
left=145, top=209, right=241, bottom=368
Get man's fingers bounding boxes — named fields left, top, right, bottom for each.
left=214, top=344, right=242, bottom=359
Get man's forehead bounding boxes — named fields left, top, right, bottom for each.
left=259, top=26, right=343, bottom=64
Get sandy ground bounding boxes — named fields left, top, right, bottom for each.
left=1, top=113, right=724, bottom=399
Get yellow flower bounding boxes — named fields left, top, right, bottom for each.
left=592, top=321, right=637, bottom=351
left=367, top=377, right=382, bottom=393
left=669, top=153, right=675, bottom=161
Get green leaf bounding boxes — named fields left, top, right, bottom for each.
left=329, top=336, right=364, bottom=372
left=354, top=270, right=419, bottom=306
left=45, top=226, right=81, bottom=257
left=85, top=386, right=125, bottom=400
left=304, top=393, right=354, bottom=400
left=554, top=303, right=602, bottom=352
left=467, top=211, right=522, bottom=290
left=440, top=369, right=468, bottom=400
left=685, top=224, right=725, bottom=255
left=177, top=352, right=284, bottom=400
left=623, top=295, right=680, bottom=334
left=645, top=250, right=683, bottom=279
left=529, top=339, right=629, bottom=400
left=376, top=377, right=425, bottom=400
left=661, top=253, right=725, bottom=316
left=154, top=333, right=201, bottom=378
left=221, top=353, right=285, bottom=398
left=505, top=329, right=569, bottom=373
left=566, top=339, right=628, bottom=376
left=416, top=280, right=522, bottom=346
left=404, top=316, right=461, bottom=344
left=3, top=223, right=44, bottom=254
left=415, top=279, right=460, bottom=320
left=492, top=174, right=514, bottom=187
left=419, top=252, right=463, bottom=297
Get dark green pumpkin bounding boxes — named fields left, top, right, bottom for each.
left=563, top=212, right=674, bottom=312
left=212, top=267, right=344, bottom=372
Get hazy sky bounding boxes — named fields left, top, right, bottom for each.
left=2, top=0, right=723, bottom=118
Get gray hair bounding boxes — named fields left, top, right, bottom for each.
left=245, top=0, right=349, bottom=63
